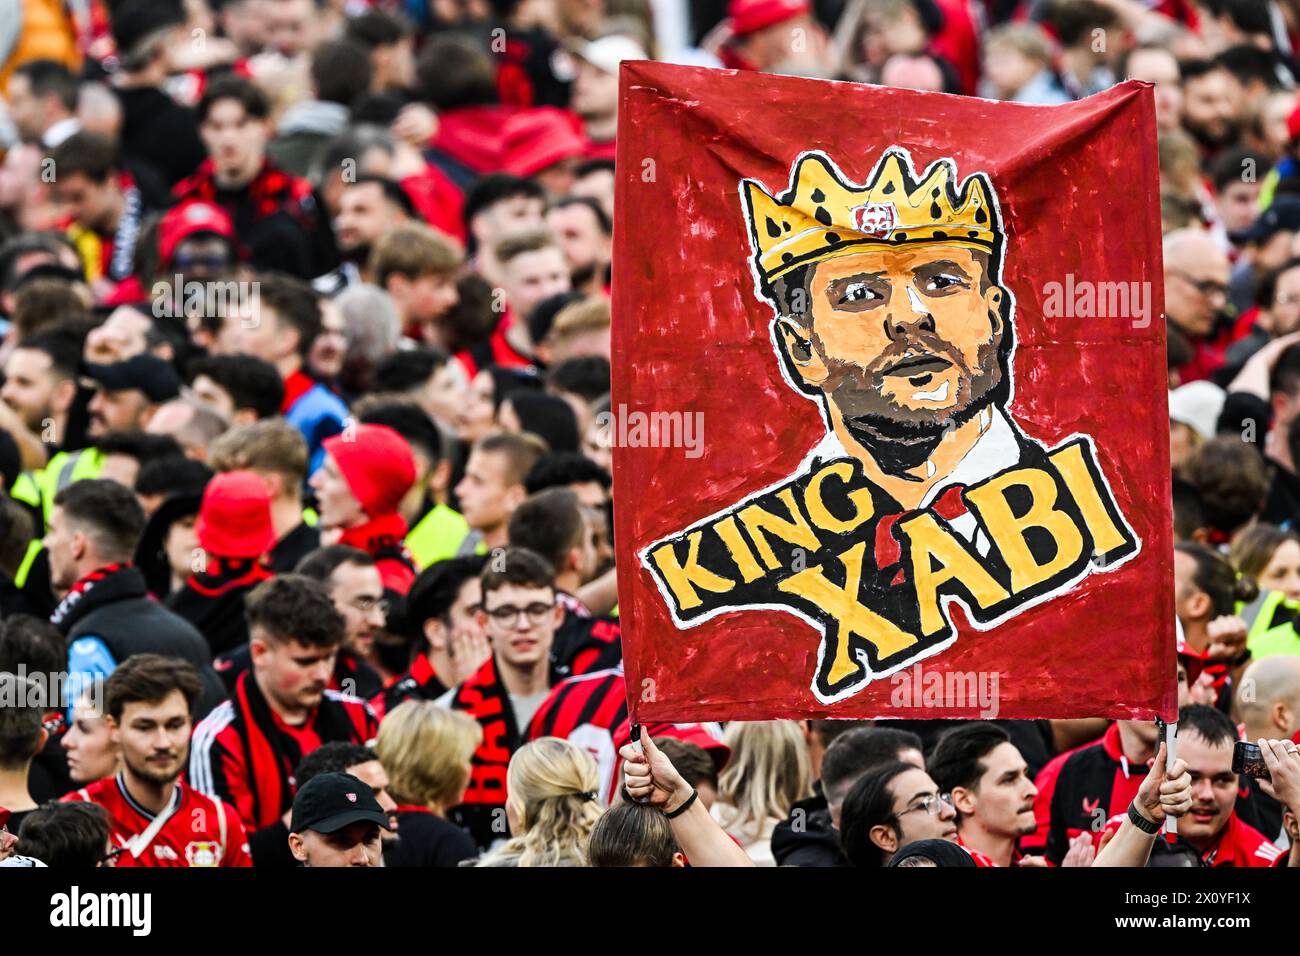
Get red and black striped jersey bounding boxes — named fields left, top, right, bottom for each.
left=189, top=670, right=377, bottom=833
left=527, top=667, right=628, bottom=801
left=1027, top=723, right=1145, bottom=863
left=552, top=609, right=622, bottom=680
left=65, top=772, right=251, bottom=867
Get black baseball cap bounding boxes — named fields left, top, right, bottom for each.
left=290, top=772, right=392, bottom=835
left=82, top=354, right=181, bottom=403
left=1229, top=196, right=1300, bottom=246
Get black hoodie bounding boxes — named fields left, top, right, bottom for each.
left=771, top=791, right=848, bottom=867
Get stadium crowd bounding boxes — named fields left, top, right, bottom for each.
left=0, top=0, right=1299, bottom=869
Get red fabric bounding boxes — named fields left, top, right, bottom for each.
left=336, top=513, right=417, bottom=595
left=729, top=0, right=810, bottom=37
left=1199, top=812, right=1284, bottom=867
left=1174, top=322, right=1244, bottom=384
left=930, top=0, right=982, bottom=96
left=65, top=774, right=252, bottom=867
left=323, top=424, right=417, bottom=519
left=453, top=310, right=536, bottom=378
left=1026, top=723, right=1142, bottom=857
left=158, top=200, right=235, bottom=269
left=1231, top=305, right=1260, bottom=341
left=195, top=471, right=277, bottom=559
left=956, top=833, right=1018, bottom=867
left=502, top=107, right=589, bottom=178
left=1099, top=810, right=1282, bottom=866
left=430, top=105, right=522, bottom=175
left=613, top=65, right=1173, bottom=722
left=399, top=166, right=466, bottom=244
left=173, top=158, right=313, bottom=222
left=583, top=138, right=618, bottom=162
left=279, top=368, right=315, bottom=414
left=189, top=672, right=377, bottom=832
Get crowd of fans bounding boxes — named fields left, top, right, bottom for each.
left=0, top=0, right=1299, bottom=869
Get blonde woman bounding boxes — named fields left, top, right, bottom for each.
left=711, top=721, right=813, bottom=866
left=375, top=700, right=481, bottom=867
left=475, top=736, right=603, bottom=867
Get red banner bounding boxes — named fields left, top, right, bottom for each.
left=611, top=63, right=1175, bottom=724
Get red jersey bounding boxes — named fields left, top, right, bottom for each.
left=955, top=832, right=1022, bottom=867
left=1200, top=812, right=1284, bottom=867
left=65, top=772, right=251, bottom=867
left=1028, top=722, right=1146, bottom=862
left=1100, top=809, right=1282, bottom=867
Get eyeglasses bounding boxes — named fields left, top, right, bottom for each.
left=894, top=792, right=955, bottom=819
left=1171, top=270, right=1229, bottom=300
left=350, top=595, right=390, bottom=616
left=484, top=602, right=555, bottom=627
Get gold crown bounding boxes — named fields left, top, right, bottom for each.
left=742, top=149, right=1001, bottom=286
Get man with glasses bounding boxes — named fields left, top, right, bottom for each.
left=381, top=555, right=489, bottom=717
left=435, top=547, right=568, bottom=849
left=295, top=545, right=388, bottom=700
left=838, top=760, right=958, bottom=866
left=1163, top=229, right=1234, bottom=384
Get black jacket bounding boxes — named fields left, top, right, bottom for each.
left=116, top=86, right=207, bottom=189
left=53, top=564, right=226, bottom=717
left=771, top=792, right=847, bottom=867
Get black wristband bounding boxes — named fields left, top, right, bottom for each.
left=1128, top=800, right=1161, bottom=834
left=664, top=788, right=698, bottom=819
left=1229, top=647, right=1252, bottom=667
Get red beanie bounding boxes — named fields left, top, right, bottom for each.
left=196, top=470, right=276, bottom=559
left=729, top=0, right=810, bottom=37
left=323, top=424, right=417, bottom=519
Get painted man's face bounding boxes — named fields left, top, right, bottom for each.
left=788, top=244, right=1005, bottom=434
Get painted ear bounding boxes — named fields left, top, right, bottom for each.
left=776, top=318, right=827, bottom=387
left=985, top=285, right=1006, bottom=339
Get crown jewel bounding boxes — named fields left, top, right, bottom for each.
left=743, top=149, right=1001, bottom=286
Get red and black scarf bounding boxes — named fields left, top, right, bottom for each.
left=50, top=563, right=140, bottom=634
left=166, top=557, right=273, bottom=656
left=337, top=514, right=417, bottom=594
left=174, top=158, right=314, bottom=223
left=229, top=670, right=360, bottom=831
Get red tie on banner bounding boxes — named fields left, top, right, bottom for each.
left=610, top=63, right=1176, bottom=724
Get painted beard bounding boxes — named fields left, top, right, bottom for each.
left=815, top=317, right=1004, bottom=476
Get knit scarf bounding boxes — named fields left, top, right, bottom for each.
left=230, top=669, right=358, bottom=831
left=50, top=563, right=142, bottom=634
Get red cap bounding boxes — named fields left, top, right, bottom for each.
left=502, top=107, right=589, bottom=178
left=729, top=0, right=810, bottom=37
left=157, top=201, right=235, bottom=270
left=615, top=720, right=731, bottom=772
left=195, top=470, right=276, bottom=559
left=323, top=424, right=417, bottom=519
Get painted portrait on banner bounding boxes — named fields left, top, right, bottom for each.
left=639, top=147, right=1140, bottom=704
left=612, top=63, right=1173, bottom=722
